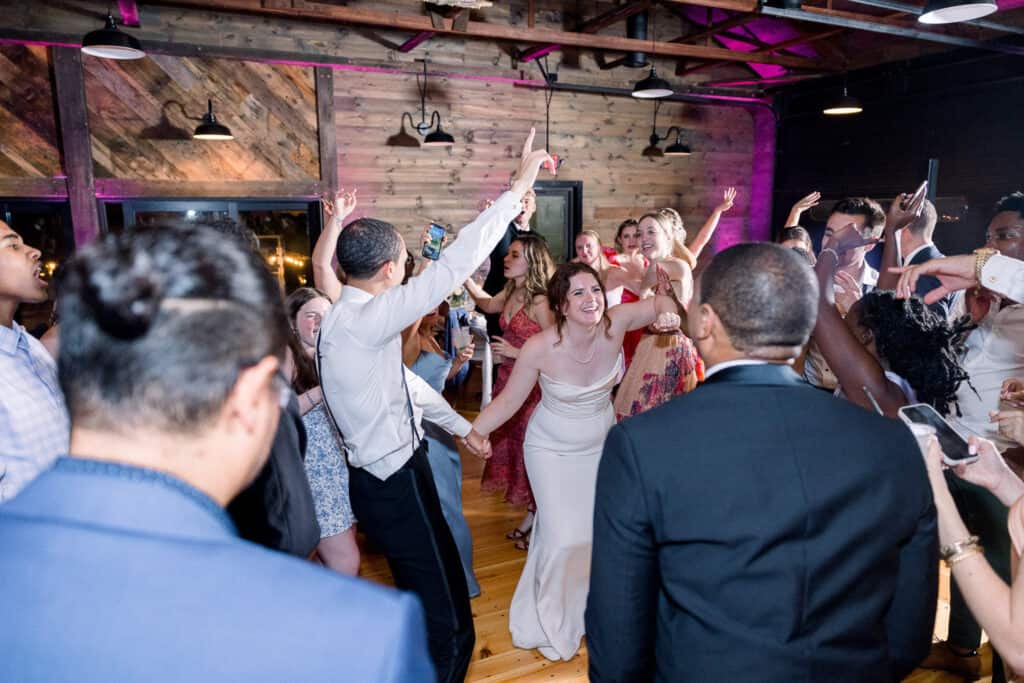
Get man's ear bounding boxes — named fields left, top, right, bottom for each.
left=379, top=259, right=396, bottom=281
left=224, top=355, right=280, bottom=434
left=694, top=303, right=717, bottom=342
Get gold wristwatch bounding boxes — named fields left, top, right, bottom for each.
left=973, top=247, right=999, bottom=283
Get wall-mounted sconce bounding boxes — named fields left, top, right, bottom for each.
left=81, top=13, right=145, bottom=60
left=388, top=60, right=455, bottom=148
left=193, top=99, right=234, bottom=140
left=641, top=101, right=692, bottom=158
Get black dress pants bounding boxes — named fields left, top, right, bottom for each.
left=349, top=442, right=474, bottom=683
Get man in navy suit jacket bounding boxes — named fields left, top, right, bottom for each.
left=586, top=243, right=936, bottom=682
left=0, top=223, right=434, bottom=682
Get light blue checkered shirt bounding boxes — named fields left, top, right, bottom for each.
left=0, top=321, right=69, bottom=502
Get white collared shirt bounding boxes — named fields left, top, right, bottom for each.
left=319, top=192, right=522, bottom=480
left=981, top=254, right=1024, bottom=303
left=950, top=286, right=1024, bottom=452
left=901, top=242, right=934, bottom=268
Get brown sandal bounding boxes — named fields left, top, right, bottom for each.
left=506, top=527, right=528, bottom=540
left=515, top=537, right=530, bottom=551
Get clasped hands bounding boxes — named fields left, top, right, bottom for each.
left=460, top=429, right=492, bottom=460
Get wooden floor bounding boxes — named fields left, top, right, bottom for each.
left=357, top=410, right=992, bottom=682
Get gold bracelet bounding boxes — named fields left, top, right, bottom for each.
left=973, top=247, right=999, bottom=283
left=939, top=534, right=980, bottom=561
left=947, top=547, right=984, bottom=567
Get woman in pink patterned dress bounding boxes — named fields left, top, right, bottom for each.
left=464, top=234, right=554, bottom=546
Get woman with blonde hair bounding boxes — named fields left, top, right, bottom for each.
left=464, top=234, right=555, bottom=546
left=574, top=230, right=632, bottom=308
left=613, top=188, right=737, bottom=419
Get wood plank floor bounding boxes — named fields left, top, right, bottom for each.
left=357, top=410, right=992, bottom=682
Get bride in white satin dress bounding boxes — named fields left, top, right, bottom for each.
left=472, top=262, right=680, bottom=661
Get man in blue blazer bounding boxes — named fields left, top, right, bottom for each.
left=0, top=223, right=434, bottom=682
left=586, top=243, right=936, bottom=682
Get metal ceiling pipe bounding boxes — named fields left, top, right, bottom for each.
left=759, top=5, right=1024, bottom=56
left=517, top=80, right=776, bottom=114
left=625, top=11, right=649, bottom=68
left=843, top=0, right=1024, bottom=35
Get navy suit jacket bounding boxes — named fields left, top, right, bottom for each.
left=586, top=364, right=937, bottom=683
left=0, top=458, right=435, bottom=682
left=908, top=243, right=951, bottom=318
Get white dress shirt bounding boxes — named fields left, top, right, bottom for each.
left=981, top=254, right=1024, bottom=303
left=319, top=191, right=522, bottom=480
left=949, top=278, right=1024, bottom=452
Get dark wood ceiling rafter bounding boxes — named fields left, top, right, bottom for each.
left=147, top=0, right=826, bottom=70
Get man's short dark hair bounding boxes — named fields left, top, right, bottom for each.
left=699, top=243, right=819, bottom=351
left=336, top=218, right=403, bottom=280
left=831, top=197, right=886, bottom=237
left=995, top=191, right=1024, bottom=217
left=906, top=199, right=938, bottom=240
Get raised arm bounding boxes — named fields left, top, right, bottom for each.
left=877, top=190, right=925, bottom=292
left=463, top=276, right=507, bottom=314
left=894, top=253, right=1024, bottom=305
left=813, top=227, right=908, bottom=417
left=785, top=191, right=821, bottom=229
left=688, top=187, right=736, bottom=259
left=312, top=188, right=357, bottom=302
left=471, top=335, right=543, bottom=436
left=354, top=129, right=554, bottom=346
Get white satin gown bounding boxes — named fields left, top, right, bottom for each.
left=509, top=354, right=622, bottom=661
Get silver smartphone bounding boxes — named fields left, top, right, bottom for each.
left=897, top=403, right=977, bottom=466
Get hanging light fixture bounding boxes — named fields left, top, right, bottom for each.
left=388, top=60, right=455, bottom=148
left=631, top=10, right=673, bottom=99
left=663, top=128, right=692, bottom=156
left=193, top=99, right=234, bottom=140
left=822, top=83, right=864, bottom=116
left=81, top=13, right=145, bottom=60
left=918, top=0, right=997, bottom=23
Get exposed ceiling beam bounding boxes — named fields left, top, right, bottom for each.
left=672, top=13, right=756, bottom=45
left=150, top=0, right=822, bottom=69
left=659, top=0, right=760, bottom=13
left=399, top=31, right=436, bottom=52
left=518, top=0, right=654, bottom=63
left=760, top=5, right=1024, bottom=56
left=844, top=0, right=1024, bottom=35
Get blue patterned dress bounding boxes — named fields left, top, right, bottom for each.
left=301, top=401, right=355, bottom=538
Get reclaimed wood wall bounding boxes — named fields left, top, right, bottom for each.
left=0, top=45, right=61, bottom=179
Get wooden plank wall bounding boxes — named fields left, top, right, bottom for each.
left=334, top=80, right=753, bottom=255
left=82, top=55, right=319, bottom=181
left=0, top=45, right=61, bottom=180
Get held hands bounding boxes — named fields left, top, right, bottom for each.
left=322, top=188, right=357, bottom=226
left=461, top=428, right=492, bottom=460
left=490, top=336, right=519, bottom=360
left=511, top=127, right=556, bottom=197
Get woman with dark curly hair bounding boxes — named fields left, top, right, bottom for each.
left=811, top=224, right=969, bottom=417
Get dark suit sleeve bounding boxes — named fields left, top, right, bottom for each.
left=884, top=437, right=939, bottom=680
left=586, top=424, right=659, bottom=683
left=482, top=224, right=514, bottom=295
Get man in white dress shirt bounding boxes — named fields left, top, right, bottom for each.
left=318, top=130, right=552, bottom=683
left=894, top=192, right=1024, bottom=679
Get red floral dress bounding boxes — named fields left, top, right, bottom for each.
left=480, top=307, right=542, bottom=507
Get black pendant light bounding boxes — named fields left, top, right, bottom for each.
left=822, top=84, right=863, bottom=116
left=919, top=0, right=997, bottom=23
left=423, top=124, right=455, bottom=147
left=631, top=10, right=673, bottom=99
left=81, top=13, right=145, bottom=60
left=193, top=100, right=234, bottom=140
left=641, top=101, right=691, bottom=158
left=632, top=66, right=674, bottom=99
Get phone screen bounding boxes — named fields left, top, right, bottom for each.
left=422, top=224, right=445, bottom=260
left=899, top=404, right=973, bottom=463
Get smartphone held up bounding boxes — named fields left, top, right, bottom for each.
left=898, top=403, right=978, bottom=466
left=422, top=223, right=446, bottom=261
